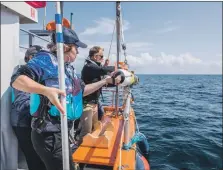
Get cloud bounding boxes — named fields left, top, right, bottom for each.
left=216, top=53, right=222, bottom=58
left=80, top=17, right=130, bottom=36
left=81, top=40, right=153, bottom=57
left=129, top=52, right=202, bottom=66
left=97, top=52, right=220, bottom=74
left=156, top=26, right=179, bottom=34
left=155, top=20, right=179, bottom=34
left=19, top=40, right=221, bottom=75
left=164, top=20, right=173, bottom=25
left=74, top=40, right=221, bottom=74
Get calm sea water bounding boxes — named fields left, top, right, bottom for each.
left=104, top=75, right=222, bottom=170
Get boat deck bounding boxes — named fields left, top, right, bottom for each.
left=72, top=110, right=124, bottom=166
left=73, top=107, right=137, bottom=170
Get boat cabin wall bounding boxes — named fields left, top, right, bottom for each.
left=1, top=5, right=27, bottom=170
left=1, top=5, right=20, bottom=170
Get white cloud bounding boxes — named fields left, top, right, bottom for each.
left=216, top=53, right=222, bottom=58
left=156, top=26, right=179, bottom=34
left=81, top=40, right=153, bottom=57
left=155, top=20, right=179, bottom=34
left=80, top=17, right=130, bottom=36
left=74, top=40, right=221, bottom=74
left=125, top=52, right=221, bottom=74
left=130, top=52, right=202, bottom=67
left=164, top=20, right=173, bottom=25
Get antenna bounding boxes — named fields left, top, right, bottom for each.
left=70, top=12, right=73, bottom=29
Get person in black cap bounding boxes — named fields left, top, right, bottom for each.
left=10, top=27, right=121, bottom=170
left=11, top=45, right=46, bottom=170
left=24, top=45, right=43, bottom=63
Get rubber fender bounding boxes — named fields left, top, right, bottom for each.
left=136, top=151, right=150, bottom=170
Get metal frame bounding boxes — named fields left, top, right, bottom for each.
left=19, top=28, right=51, bottom=49
left=102, top=88, right=124, bottom=107
left=123, top=87, right=131, bottom=145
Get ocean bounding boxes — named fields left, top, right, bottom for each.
left=103, top=75, right=222, bottom=170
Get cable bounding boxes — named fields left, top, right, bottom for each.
left=107, top=23, right=116, bottom=60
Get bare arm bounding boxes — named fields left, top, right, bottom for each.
left=12, top=75, right=48, bottom=95
left=83, top=79, right=107, bottom=97
left=83, top=75, right=122, bottom=97
left=12, top=75, right=66, bottom=114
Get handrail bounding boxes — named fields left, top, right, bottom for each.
left=102, top=88, right=124, bottom=107
left=19, top=46, right=29, bottom=50
left=20, top=28, right=51, bottom=43
left=102, top=89, right=123, bottom=93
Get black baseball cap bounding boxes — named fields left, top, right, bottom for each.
left=25, top=45, right=43, bottom=62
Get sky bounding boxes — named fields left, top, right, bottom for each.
left=20, top=2, right=222, bottom=74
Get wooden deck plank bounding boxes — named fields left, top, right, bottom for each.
left=72, top=111, right=124, bottom=166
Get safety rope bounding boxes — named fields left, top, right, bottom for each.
left=134, top=110, right=140, bottom=133
left=120, top=9, right=128, bottom=64
left=107, top=22, right=116, bottom=60
left=107, top=7, right=128, bottom=64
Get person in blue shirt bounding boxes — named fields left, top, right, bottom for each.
left=10, top=27, right=121, bottom=170
left=11, top=45, right=46, bottom=170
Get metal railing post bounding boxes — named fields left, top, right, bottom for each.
left=123, top=88, right=131, bottom=145
left=29, top=34, right=33, bottom=47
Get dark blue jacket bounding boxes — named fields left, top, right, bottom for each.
left=10, top=65, right=31, bottom=127
left=11, top=81, right=31, bottom=127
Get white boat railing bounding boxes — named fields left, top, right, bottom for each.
left=19, top=28, right=51, bottom=50
left=19, top=45, right=29, bottom=50
left=102, top=88, right=124, bottom=107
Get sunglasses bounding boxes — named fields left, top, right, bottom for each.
left=95, top=54, right=103, bottom=59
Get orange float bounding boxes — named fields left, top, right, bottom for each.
left=46, top=18, right=71, bottom=31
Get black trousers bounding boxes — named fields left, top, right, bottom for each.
left=12, top=127, right=46, bottom=170
left=31, top=130, right=75, bottom=170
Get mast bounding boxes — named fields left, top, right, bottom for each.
left=115, top=1, right=121, bottom=115
left=55, top=2, right=70, bottom=170
left=117, top=2, right=130, bottom=146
